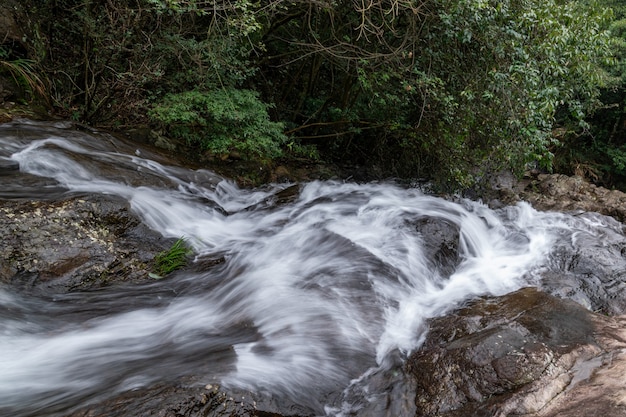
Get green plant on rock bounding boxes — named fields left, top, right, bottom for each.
left=149, top=88, right=287, bottom=159
left=152, top=237, right=192, bottom=278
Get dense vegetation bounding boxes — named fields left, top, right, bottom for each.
left=4, top=0, right=624, bottom=190
left=553, top=1, right=626, bottom=188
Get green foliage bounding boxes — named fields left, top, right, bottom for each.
left=24, top=0, right=263, bottom=124
left=254, top=0, right=614, bottom=189
left=153, top=237, right=192, bottom=277
left=145, top=0, right=206, bottom=14
left=403, top=0, right=614, bottom=188
left=152, top=34, right=256, bottom=92
left=552, top=0, right=626, bottom=188
left=0, top=47, right=47, bottom=102
left=286, top=140, right=320, bottom=160
left=145, top=0, right=263, bottom=36
left=149, top=88, right=287, bottom=159
left=19, top=0, right=620, bottom=188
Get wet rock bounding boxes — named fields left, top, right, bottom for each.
left=239, top=184, right=300, bottom=213
left=407, top=288, right=626, bottom=417
left=335, top=358, right=418, bottom=417
left=483, top=172, right=626, bottom=315
left=67, top=382, right=311, bottom=417
left=517, top=173, right=626, bottom=222
left=68, top=383, right=258, bottom=417
left=0, top=195, right=171, bottom=293
left=413, top=217, right=460, bottom=278
left=539, top=220, right=626, bottom=316
left=0, top=158, right=19, bottom=174
left=535, top=314, right=626, bottom=417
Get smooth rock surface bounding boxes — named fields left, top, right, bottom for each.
left=407, top=288, right=626, bottom=417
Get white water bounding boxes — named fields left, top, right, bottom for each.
left=1, top=120, right=624, bottom=416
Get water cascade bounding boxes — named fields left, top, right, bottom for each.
left=1, top=120, right=625, bottom=416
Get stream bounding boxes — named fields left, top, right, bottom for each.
left=1, top=119, right=625, bottom=416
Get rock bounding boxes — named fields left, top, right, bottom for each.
left=0, top=76, right=20, bottom=103
left=0, top=195, right=171, bottom=293
left=67, top=382, right=311, bottom=417
left=478, top=172, right=626, bottom=223
left=124, top=127, right=154, bottom=145
left=0, top=158, right=19, bottom=174
left=0, top=1, right=24, bottom=45
left=413, top=216, right=461, bottom=278
left=517, top=173, right=626, bottom=222
left=500, top=173, right=626, bottom=315
left=535, top=314, right=626, bottom=417
left=67, top=383, right=259, bottom=417
left=124, top=128, right=178, bottom=152
left=407, top=288, right=626, bottom=417
left=272, top=165, right=292, bottom=182
left=539, top=233, right=626, bottom=316
left=153, top=131, right=177, bottom=151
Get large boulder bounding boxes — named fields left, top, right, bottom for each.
left=407, top=288, right=626, bottom=417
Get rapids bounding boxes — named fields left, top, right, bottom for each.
left=0, top=119, right=625, bottom=416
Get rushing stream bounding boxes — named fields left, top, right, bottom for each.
left=1, top=120, right=625, bottom=416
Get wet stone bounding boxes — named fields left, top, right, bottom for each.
left=67, top=382, right=313, bottom=417
left=0, top=195, right=171, bottom=293
left=0, top=159, right=19, bottom=174
left=405, top=287, right=626, bottom=417
left=413, top=216, right=461, bottom=278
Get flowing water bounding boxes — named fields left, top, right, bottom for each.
left=0, top=120, right=625, bottom=416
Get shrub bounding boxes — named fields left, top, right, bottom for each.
left=149, top=88, right=286, bottom=159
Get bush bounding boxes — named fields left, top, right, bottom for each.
left=149, top=88, right=287, bottom=159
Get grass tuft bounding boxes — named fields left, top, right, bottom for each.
left=153, top=237, right=192, bottom=278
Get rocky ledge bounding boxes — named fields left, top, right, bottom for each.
left=407, top=173, right=626, bottom=417
left=0, top=195, right=171, bottom=293
left=490, top=172, right=626, bottom=222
